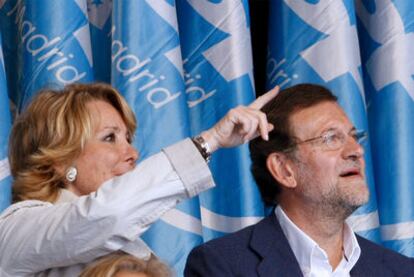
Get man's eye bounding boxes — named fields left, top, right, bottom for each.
left=104, top=133, right=116, bottom=142
left=325, top=132, right=341, bottom=143
left=351, top=132, right=359, bottom=141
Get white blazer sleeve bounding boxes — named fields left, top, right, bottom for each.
left=0, top=139, right=215, bottom=275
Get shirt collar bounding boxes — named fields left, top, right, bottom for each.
left=341, top=222, right=361, bottom=272
left=55, top=189, right=79, bottom=204
left=275, top=205, right=361, bottom=275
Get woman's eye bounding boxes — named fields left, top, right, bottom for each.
left=126, top=134, right=132, bottom=144
left=103, top=133, right=116, bottom=142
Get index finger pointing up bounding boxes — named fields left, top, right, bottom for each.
left=249, top=86, right=280, bottom=110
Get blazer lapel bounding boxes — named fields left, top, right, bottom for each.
left=250, top=215, right=303, bottom=277
left=350, top=235, right=390, bottom=276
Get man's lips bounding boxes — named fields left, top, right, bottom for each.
left=339, top=168, right=361, bottom=178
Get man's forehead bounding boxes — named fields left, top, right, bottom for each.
left=289, top=101, right=352, bottom=137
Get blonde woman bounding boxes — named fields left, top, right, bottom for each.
left=0, top=83, right=277, bottom=276
left=80, top=252, right=171, bottom=277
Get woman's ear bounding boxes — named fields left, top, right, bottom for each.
left=53, top=162, right=76, bottom=185
left=266, top=152, right=297, bottom=189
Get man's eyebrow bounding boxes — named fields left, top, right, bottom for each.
left=319, top=127, right=338, bottom=134
left=321, top=126, right=356, bottom=133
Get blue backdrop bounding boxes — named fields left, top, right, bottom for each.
left=0, top=0, right=412, bottom=274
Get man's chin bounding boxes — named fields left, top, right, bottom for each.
left=341, top=177, right=369, bottom=197
left=339, top=181, right=370, bottom=216
left=345, top=188, right=370, bottom=214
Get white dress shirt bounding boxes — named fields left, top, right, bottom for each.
left=275, top=206, right=361, bottom=277
left=0, top=139, right=214, bottom=277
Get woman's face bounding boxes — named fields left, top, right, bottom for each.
left=67, top=100, right=138, bottom=196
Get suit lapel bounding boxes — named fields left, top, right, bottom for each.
left=250, top=215, right=303, bottom=277
left=248, top=215, right=400, bottom=276
left=351, top=235, right=390, bottom=276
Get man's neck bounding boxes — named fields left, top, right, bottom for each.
left=279, top=201, right=346, bottom=269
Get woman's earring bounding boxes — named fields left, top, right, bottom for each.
left=66, top=166, right=77, bottom=182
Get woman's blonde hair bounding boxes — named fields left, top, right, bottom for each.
left=9, top=83, right=136, bottom=203
left=80, top=252, right=171, bottom=277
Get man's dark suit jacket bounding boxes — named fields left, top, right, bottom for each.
left=184, top=214, right=414, bottom=276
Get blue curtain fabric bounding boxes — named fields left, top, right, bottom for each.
left=0, top=32, right=12, bottom=213
left=0, top=0, right=412, bottom=274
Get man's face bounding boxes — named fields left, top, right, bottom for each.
left=288, top=101, right=369, bottom=216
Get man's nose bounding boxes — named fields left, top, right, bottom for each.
left=342, top=134, right=364, bottom=160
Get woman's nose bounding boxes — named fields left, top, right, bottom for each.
left=125, top=143, right=139, bottom=166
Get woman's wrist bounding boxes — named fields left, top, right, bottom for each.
left=191, top=130, right=221, bottom=163
left=191, top=135, right=212, bottom=163
left=199, top=130, right=219, bottom=153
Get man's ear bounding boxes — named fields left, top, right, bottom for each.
left=266, top=152, right=297, bottom=189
